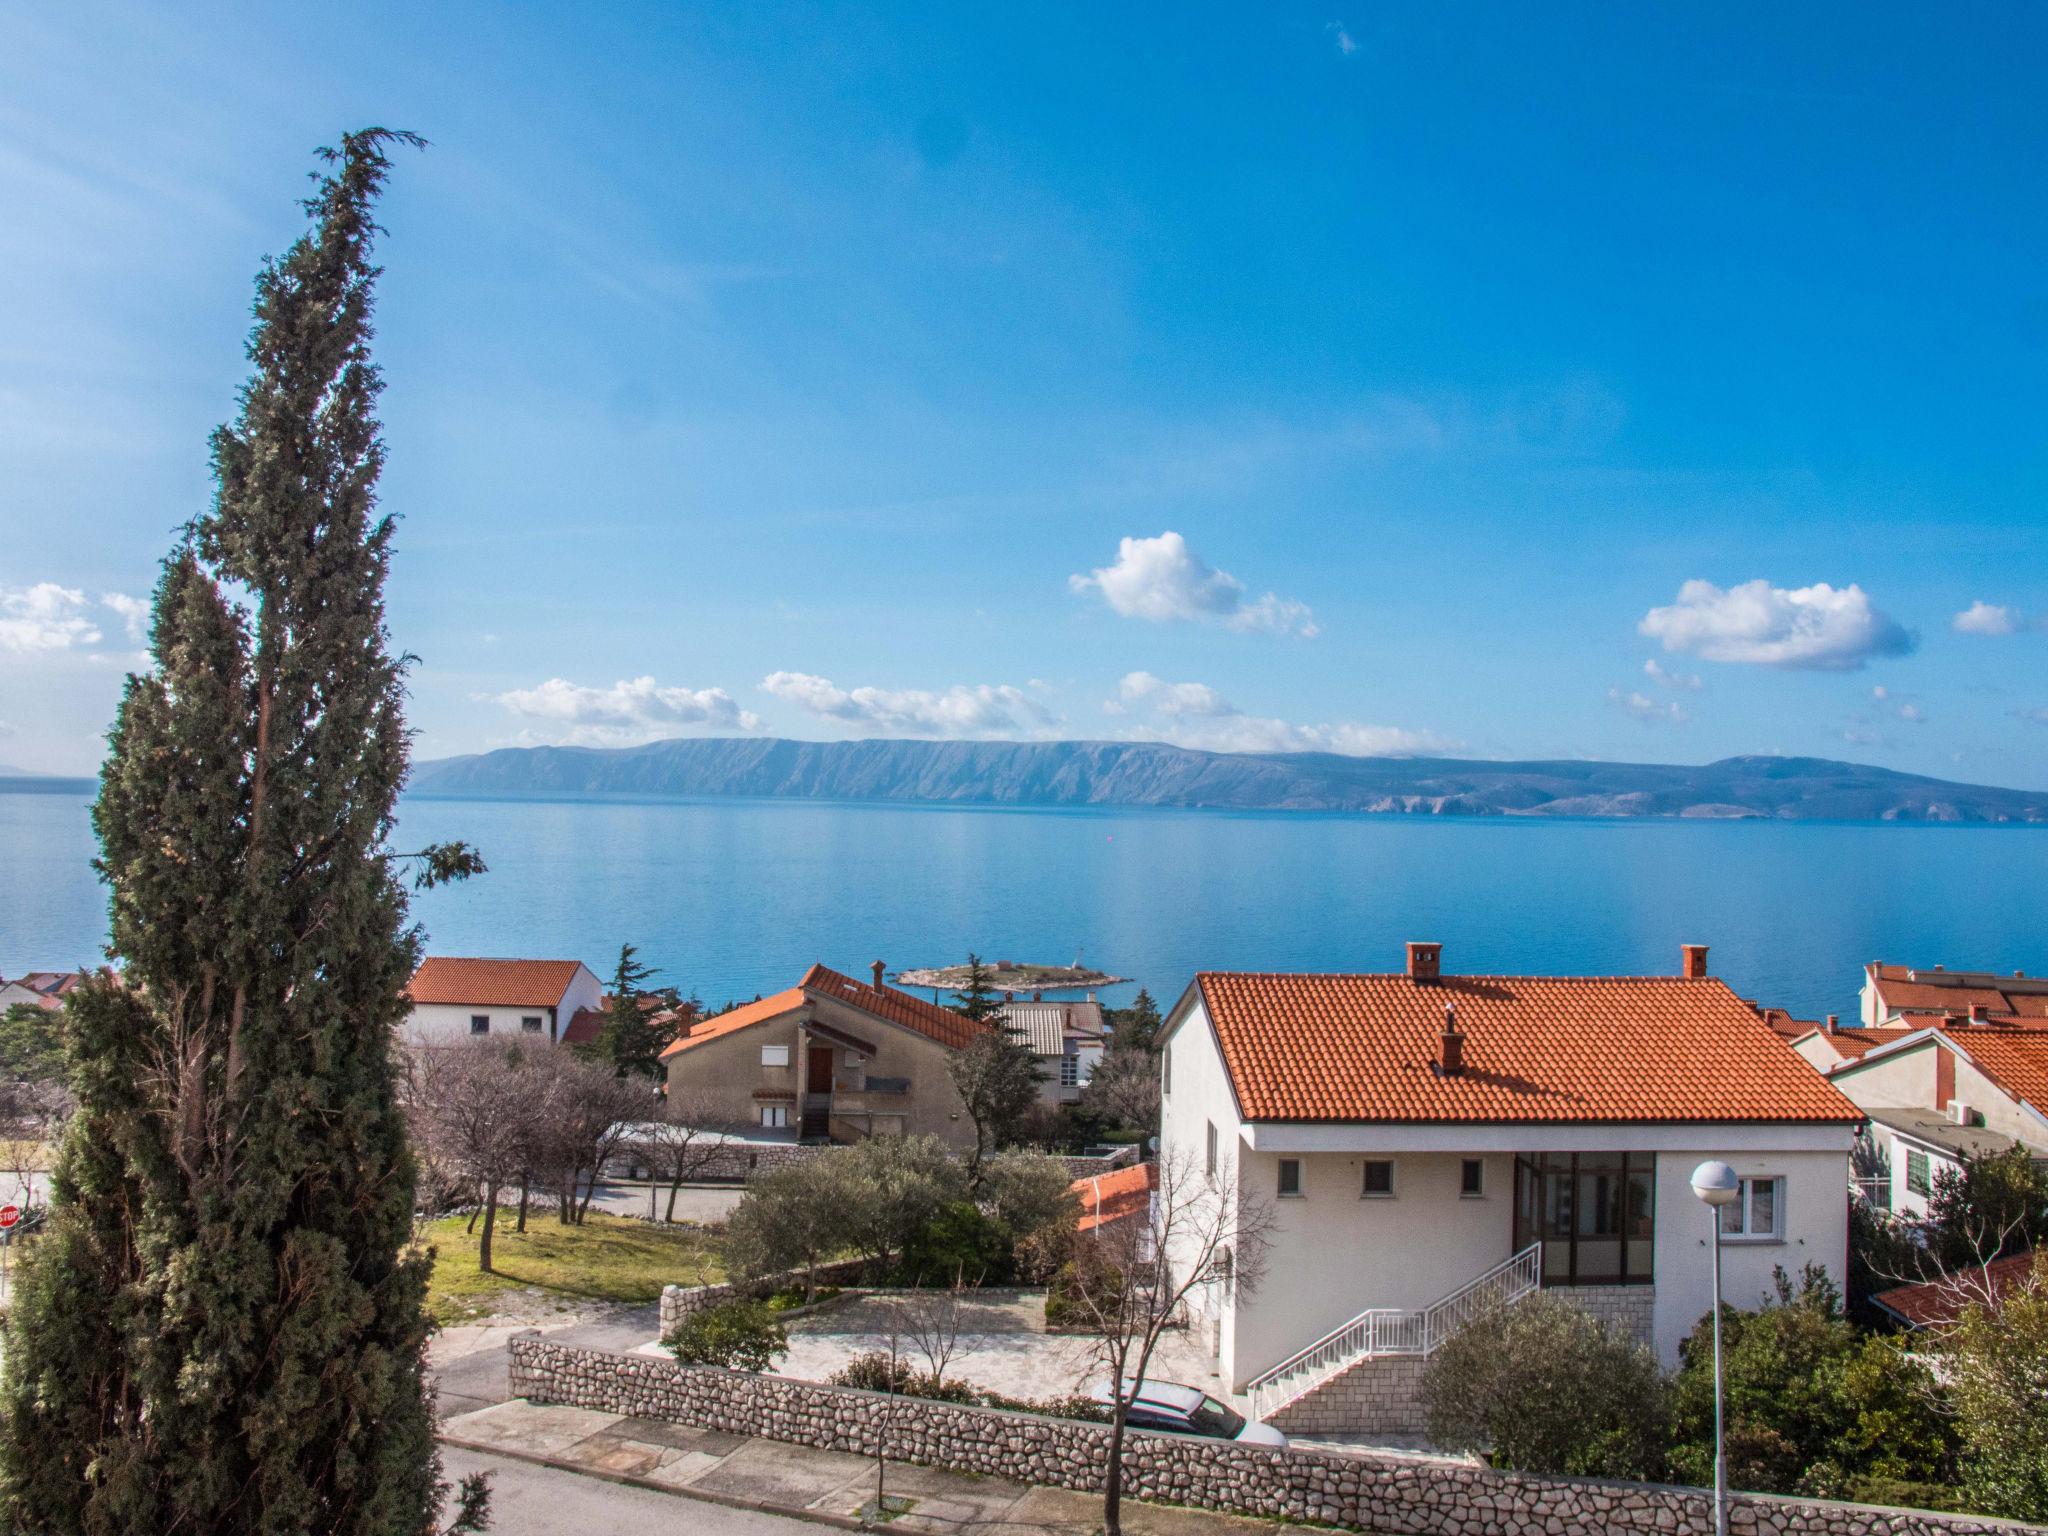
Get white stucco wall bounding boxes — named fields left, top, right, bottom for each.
left=402, top=964, right=603, bottom=1047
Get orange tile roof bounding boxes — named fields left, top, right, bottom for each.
left=1871, top=1252, right=2045, bottom=1329
left=658, top=964, right=990, bottom=1060
left=799, top=963, right=987, bottom=1051
left=1948, top=1027, right=2048, bottom=1116
left=1867, top=963, right=2048, bottom=1021
left=559, top=1007, right=607, bottom=1046
left=1073, top=1161, right=1155, bottom=1233
left=660, top=987, right=808, bottom=1058
left=1755, top=1007, right=1820, bottom=1042
left=407, top=957, right=587, bottom=1008
left=1195, top=971, right=1863, bottom=1125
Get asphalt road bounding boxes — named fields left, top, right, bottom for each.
left=432, top=1302, right=660, bottom=1419
left=441, top=1444, right=829, bottom=1536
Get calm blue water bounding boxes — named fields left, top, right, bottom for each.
left=5, top=782, right=2045, bottom=1022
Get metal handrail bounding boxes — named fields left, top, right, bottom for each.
left=1246, top=1242, right=1542, bottom=1418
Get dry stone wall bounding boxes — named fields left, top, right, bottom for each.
left=508, top=1335, right=2048, bottom=1536
left=658, top=1256, right=877, bottom=1333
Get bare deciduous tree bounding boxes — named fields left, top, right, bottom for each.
left=890, top=1277, right=971, bottom=1394
left=532, top=1052, right=653, bottom=1224
left=408, top=1041, right=528, bottom=1272
left=631, top=1089, right=740, bottom=1222
left=1056, top=1150, right=1273, bottom=1536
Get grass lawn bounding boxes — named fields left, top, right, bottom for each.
left=422, top=1210, right=725, bottom=1325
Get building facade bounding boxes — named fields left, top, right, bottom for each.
left=403, top=956, right=605, bottom=1046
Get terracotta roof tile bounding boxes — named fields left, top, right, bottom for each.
left=660, top=988, right=808, bottom=1058
left=407, top=957, right=587, bottom=1009
left=1871, top=1252, right=2045, bottom=1329
left=1196, top=971, right=1862, bottom=1125
left=559, top=1007, right=607, bottom=1046
left=800, top=964, right=987, bottom=1051
left=1947, top=1027, right=2048, bottom=1115
left=1867, top=963, right=2048, bottom=1021
left=1073, top=1161, right=1155, bottom=1233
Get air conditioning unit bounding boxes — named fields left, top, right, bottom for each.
left=1949, top=1100, right=1974, bottom=1126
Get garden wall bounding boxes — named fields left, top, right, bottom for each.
left=658, top=1257, right=878, bottom=1333
left=506, top=1336, right=2047, bottom=1536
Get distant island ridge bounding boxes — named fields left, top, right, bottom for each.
left=408, top=737, right=2048, bottom=823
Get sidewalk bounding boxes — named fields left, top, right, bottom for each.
left=442, top=1399, right=1329, bottom=1536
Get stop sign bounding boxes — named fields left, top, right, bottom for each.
left=0, top=1205, right=21, bottom=1230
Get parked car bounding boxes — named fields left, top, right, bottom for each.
left=1092, top=1378, right=1289, bottom=1448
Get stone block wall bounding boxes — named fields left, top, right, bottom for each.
left=1567, top=1284, right=1656, bottom=1347
left=1056, top=1145, right=1140, bottom=1178
left=507, top=1336, right=2047, bottom=1536
left=658, top=1256, right=877, bottom=1333
left=1265, top=1355, right=1427, bottom=1437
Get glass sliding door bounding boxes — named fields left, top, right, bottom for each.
left=1513, top=1152, right=1656, bottom=1286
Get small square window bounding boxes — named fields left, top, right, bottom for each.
left=761, top=1044, right=791, bottom=1068
left=1905, top=1149, right=1931, bottom=1197
left=1277, top=1159, right=1302, bottom=1198
left=521, top=1015, right=544, bottom=1035
left=1362, top=1160, right=1394, bottom=1198
left=760, top=1104, right=789, bottom=1129
left=1460, top=1158, right=1485, bottom=1197
left=469, top=1015, right=490, bottom=1036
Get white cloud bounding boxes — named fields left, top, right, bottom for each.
left=0, top=583, right=102, bottom=653
left=1069, top=532, right=1317, bottom=637
left=1638, top=578, right=1914, bottom=671
left=488, top=676, right=763, bottom=746
left=1327, top=20, right=1358, bottom=54
left=761, top=671, right=1057, bottom=739
left=1606, top=688, right=1688, bottom=725
left=1871, top=685, right=1927, bottom=724
left=1951, top=600, right=2020, bottom=636
left=1107, top=671, right=1451, bottom=756
left=1642, top=658, right=1702, bottom=692
left=100, top=591, right=147, bottom=641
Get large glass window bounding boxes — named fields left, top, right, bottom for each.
left=1513, top=1153, right=1656, bottom=1286
left=1905, top=1149, right=1931, bottom=1197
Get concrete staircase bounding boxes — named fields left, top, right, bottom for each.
left=1246, top=1242, right=1542, bottom=1422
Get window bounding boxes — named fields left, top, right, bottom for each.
left=759, top=1104, right=789, bottom=1129
left=1162, top=1050, right=1171, bottom=1096
left=1205, top=1121, right=1218, bottom=1176
left=469, top=1015, right=490, bottom=1036
left=1060, top=1054, right=1080, bottom=1087
left=1361, top=1160, right=1395, bottom=1198
left=1905, top=1149, right=1932, bottom=1198
left=1718, top=1176, right=1785, bottom=1241
left=1460, top=1158, right=1485, bottom=1197
left=1277, top=1158, right=1302, bottom=1198
left=520, top=1015, right=544, bottom=1035
left=1513, top=1152, right=1656, bottom=1285
left=761, top=1044, right=790, bottom=1068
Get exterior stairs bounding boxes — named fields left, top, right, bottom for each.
left=1246, top=1242, right=1542, bottom=1422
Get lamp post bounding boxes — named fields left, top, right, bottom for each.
left=1690, top=1160, right=1740, bottom=1536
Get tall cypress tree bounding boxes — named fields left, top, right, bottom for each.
left=0, top=129, right=483, bottom=1535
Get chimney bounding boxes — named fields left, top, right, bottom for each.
left=1438, top=1004, right=1465, bottom=1077
left=1680, top=944, right=1709, bottom=980
left=871, top=960, right=886, bottom=990
left=1969, top=1003, right=1989, bottom=1023
left=1032, top=988, right=1043, bottom=1002
left=1825, top=1014, right=1838, bottom=1035
left=1407, top=942, right=1443, bottom=983
left=1944, top=1011, right=1966, bottom=1029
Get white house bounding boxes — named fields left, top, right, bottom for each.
left=1859, top=961, right=2048, bottom=1029
left=1791, top=1018, right=2048, bottom=1220
left=0, top=971, right=84, bottom=1012
left=1157, top=941, right=1862, bottom=1436
left=403, top=956, right=604, bottom=1047
left=999, top=997, right=1107, bottom=1105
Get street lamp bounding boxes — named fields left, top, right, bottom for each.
left=1690, top=1160, right=1740, bottom=1536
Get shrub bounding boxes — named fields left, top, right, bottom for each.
left=978, top=1150, right=1077, bottom=1241
left=1942, top=1257, right=2048, bottom=1522
left=665, top=1299, right=788, bottom=1373
left=1044, top=1259, right=1114, bottom=1329
left=896, top=1200, right=1014, bottom=1286
left=830, top=1351, right=918, bottom=1393
left=824, top=1354, right=1110, bottom=1422
left=1928, top=1147, right=2048, bottom=1270
left=1421, top=1293, right=1668, bottom=1479
left=764, top=1284, right=839, bottom=1313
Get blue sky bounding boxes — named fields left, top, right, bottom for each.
left=3, top=3, right=2044, bottom=783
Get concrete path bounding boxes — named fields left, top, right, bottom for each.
left=442, top=1399, right=1322, bottom=1536
left=432, top=1300, right=662, bottom=1418
left=441, top=1443, right=829, bottom=1536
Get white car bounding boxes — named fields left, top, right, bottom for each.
left=1092, top=1379, right=1289, bottom=1449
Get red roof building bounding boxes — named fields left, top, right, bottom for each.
left=403, top=956, right=604, bottom=1046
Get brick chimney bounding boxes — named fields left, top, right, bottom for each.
left=1407, top=942, right=1443, bottom=983
left=1680, top=944, right=1709, bottom=980
left=1438, top=1005, right=1465, bottom=1077
left=1824, top=1014, right=1838, bottom=1035
left=871, top=960, right=886, bottom=989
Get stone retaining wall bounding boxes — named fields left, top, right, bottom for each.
left=1567, top=1284, right=1656, bottom=1348
left=1265, top=1355, right=1427, bottom=1437
left=507, top=1336, right=2046, bottom=1536
left=1056, top=1145, right=1140, bottom=1178
left=658, top=1257, right=878, bottom=1334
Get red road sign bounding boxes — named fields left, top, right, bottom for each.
left=0, top=1205, right=21, bottom=1229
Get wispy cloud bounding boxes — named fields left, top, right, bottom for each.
left=1326, top=20, right=1359, bottom=55
left=1871, top=685, right=1927, bottom=724
left=1951, top=600, right=2030, bottom=636
left=1069, top=531, right=1317, bottom=637
left=1638, top=578, right=1914, bottom=671
left=1109, top=671, right=1451, bottom=756
left=487, top=676, right=762, bottom=746
left=761, top=671, right=1057, bottom=739
left=1606, top=688, right=1688, bottom=725
left=0, top=583, right=101, bottom=652
left=1641, top=658, right=1702, bottom=692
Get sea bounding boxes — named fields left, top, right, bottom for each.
left=4, top=779, right=2045, bottom=1023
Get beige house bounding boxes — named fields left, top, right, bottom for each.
left=1159, top=941, right=1862, bottom=1435
left=1791, top=1018, right=2048, bottom=1220
left=999, top=997, right=1106, bottom=1105
left=661, top=962, right=983, bottom=1149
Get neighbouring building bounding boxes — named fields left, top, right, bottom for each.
left=1870, top=1250, right=2046, bottom=1331
left=1790, top=1016, right=2048, bottom=1220
left=0, top=971, right=84, bottom=1012
left=1157, top=941, right=1861, bottom=1435
left=1000, top=996, right=1107, bottom=1105
left=1073, top=1159, right=1156, bottom=1236
left=1859, top=961, right=2048, bottom=1029
left=660, top=961, right=983, bottom=1150
left=403, top=956, right=605, bottom=1046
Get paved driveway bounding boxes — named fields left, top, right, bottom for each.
left=774, top=1290, right=1224, bottom=1404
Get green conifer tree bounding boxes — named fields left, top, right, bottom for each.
left=945, top=955, right=1040, bottom=1178
left=0, top=129, right=485, bottom=1536
left=593, top=942, right=669, bottom=1079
